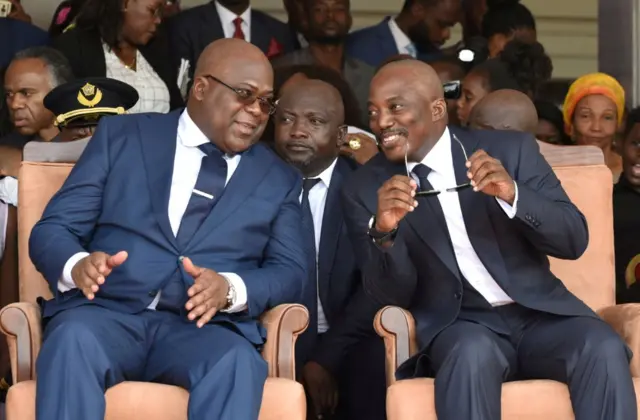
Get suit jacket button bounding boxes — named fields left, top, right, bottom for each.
left=148, top=290, right=158, bottom=297
left=454, top=292, right=461, bottom=299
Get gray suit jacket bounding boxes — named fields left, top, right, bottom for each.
left=271, top=49, right=374, bottom=125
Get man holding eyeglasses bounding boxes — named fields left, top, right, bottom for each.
left=29, top=38, right=306, bottom=420
left=341, top=59, right=636, bottom=420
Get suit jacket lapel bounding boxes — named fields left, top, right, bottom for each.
left=250, top=12, right=269, bottom=53
left=317, top=158, right=348, bottom=307
left=205, top=3, right=226, bottom=45
left=451, top=128, right=509, bottom=284
left=185, top=143, right=273, bottom=249
left=138, top=110, right=182, bottom=250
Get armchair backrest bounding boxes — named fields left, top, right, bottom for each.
left=18, top=162, right=73, bottom=302
left=542, top=142, right=615, bottom=311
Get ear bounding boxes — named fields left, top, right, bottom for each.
left=191, top=76, right=207, bottom=101
left=336, top=125, right=348, bottom=148
left=432, top=98, right=447, bottom=123
left=122, top=0, right=130, bottom=11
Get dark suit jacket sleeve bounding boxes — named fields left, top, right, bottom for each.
left=511, top=134, right=589, bottom=259
left=235, top=177, right=307, bottom=317
left=29, top=118, right=111, bottom=292
left=310, top=284, right=382, bottom=375
left=341, top=182, right=418, bottom=308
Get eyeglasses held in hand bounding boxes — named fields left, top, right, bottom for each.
left=405, top=133, right=472, bottom=197
left=203, top=75, right=276, bottom=115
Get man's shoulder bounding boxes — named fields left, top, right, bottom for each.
left=251, top=9, right=289, bottom=31
left=271, top=49, right=310, bottom=67
left=170, top=3, right=214, bottom=27
left=347, top=20, right=388, bottom=43
left=252, top=143, right=300, bottom=187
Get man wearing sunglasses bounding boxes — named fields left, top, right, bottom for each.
left=29, top=38, right=306, bottom=420
left=341, top=59, right=636, bottom=420
left=273, top=78, right=385, bottom=420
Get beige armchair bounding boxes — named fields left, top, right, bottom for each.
left=375, top=144, right=640, bottom=419
left=1, top=161, right=309, bottom=420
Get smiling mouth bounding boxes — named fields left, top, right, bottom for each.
left=380, top=133, right=407, bottom=148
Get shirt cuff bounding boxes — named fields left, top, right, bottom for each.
left=58, top=251, right=90, bottom=292
left=219, top=272, right=247, bottom=313
left=496, top=182, right=519, bottom=219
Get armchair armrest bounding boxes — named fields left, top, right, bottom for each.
left=0, top=302, right=42, bottom=383
left=597, top=303, right=640, bottom=377
left=373, top=306, right=418, bottom=386
left=260, top=303, right=309, bottom=381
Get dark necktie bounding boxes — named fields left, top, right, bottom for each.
left=301, top=178, right=320, bottom=335
left=157, top=143, right=227, bottom=313
left=232, top=17, right=245, bottom=40
left=412, top=163, right=432, bottom=191
left=175, top=143, right=228, bottom=247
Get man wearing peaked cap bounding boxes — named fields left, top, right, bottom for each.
left=44, top=77, right=139, bottom=142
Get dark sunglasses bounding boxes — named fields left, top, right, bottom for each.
left=443, top=80, right=461, bottom=100
left=203, top=75, right=276, bottom=115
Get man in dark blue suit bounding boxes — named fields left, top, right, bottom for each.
left=345, top=0, right=460, bottom=68
left=273, top=79, right=385, bottom=420
left=170, top=0, right=297, bottom=81
left=29, top=38, right=306, bottom=420
left=341, top=59, right=637, bottom=419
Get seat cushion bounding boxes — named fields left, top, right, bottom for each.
left=386, top=377, right=640, bottom=420
left=6, top=378, right=305, bottom=420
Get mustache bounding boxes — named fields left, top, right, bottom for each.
left=378, top=128, right=409, bottom=141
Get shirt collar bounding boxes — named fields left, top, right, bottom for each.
left=309, top=157, right=338, bottom=189
left=177, top=109, right=211, bottom=148
left=388, top=16, right=414, bottom=55
left=407, top=127, right=453, bottom=176
left=215, top=1, right=251, bottom=29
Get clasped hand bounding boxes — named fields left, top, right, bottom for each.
left=72, top=253, right=229, bottom=327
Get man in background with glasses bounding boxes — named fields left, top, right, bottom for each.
left=29, top=38, right=306, bottom=420
left=341, top=59, right=636, bottom=420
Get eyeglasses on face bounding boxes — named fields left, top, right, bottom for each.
left=203, top=75, right=276, bottom=115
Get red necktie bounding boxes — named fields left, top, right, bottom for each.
left=233, top=17, right=245, bottom=40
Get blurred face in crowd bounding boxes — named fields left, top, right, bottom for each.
left=121, top=0, right=164, bottom=46
left=283, top=0, right=307, bottom=33
left=190, top=43, right=274, bottom=155
left=274, top=80, right=346, bottom=177
left=456, top=69, right=489, bottom=126
left=431, top=60, right=465, bottom=125
left=571, top=94, right=618, bottom=151
left=4, top=58, right=56, bottom=137
left=368, top=62, right=447, bottom=164
left=536, top=118, right=563, bottom=145
left=408, top=0, right=460, bottom=49
left=622, top=123, right=640, bottom=190
left=305, top=0, right=352, bottom=44
left=487, top=28, right=537, bottom=58
left=217, top=0, right=250, bottom=13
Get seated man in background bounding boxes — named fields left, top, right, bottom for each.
left=273, top=78, right=385, bottom=420
left=3, top=46, right=74, bottom=144
left=23, top=77, right=138, bottom=161
left=468, top=89, right=538, bottom=134
left=614, top=107, right=640, bottom=303
left=30, top=39, right=306, bottom=420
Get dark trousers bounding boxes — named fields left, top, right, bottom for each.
left=304, top=334, right=387, bottom=420
left=35, top=305, right=268, bottom=420
left=427, top=304, right=636, bottom=420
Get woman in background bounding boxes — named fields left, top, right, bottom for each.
left=563, top=73, right=625, bottom=182
left=52, top=0, right=183, bottom=113
left=456, top=39, right=553, bottom=126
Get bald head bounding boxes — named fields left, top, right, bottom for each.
left=194, top=38, right=270, bottom=79
left=469, top=89, right=538, bottom=134
left=374, top=59, right=444, bottom=100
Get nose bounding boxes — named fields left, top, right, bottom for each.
left=7, top=94, right=24, bottom=111
left=290, top=120, right=309, bottom=139
left=376, top=110, right=395, bottom=131
left=244, top=98, right=263, bottom=117
left=590, top=117, right=602, bottom=132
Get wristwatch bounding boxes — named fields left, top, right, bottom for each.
left=222, top=276, right=236, bottom=310
left=367, top=216, right=398, bottom=245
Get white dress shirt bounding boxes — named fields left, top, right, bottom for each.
left=300, top=158, right=338, bottom=333
left=58, top=110, right=248, bottom=313
left=388, top=17, right=416, bottom=57
left=215, top=1, right=251, bottom=42
left=407, top=128, right=515, bottom=306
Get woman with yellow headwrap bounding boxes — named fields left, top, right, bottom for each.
left=563, top=72, right=625, bottom=182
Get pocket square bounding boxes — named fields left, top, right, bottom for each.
left=266, top=38, right=283, bottom=58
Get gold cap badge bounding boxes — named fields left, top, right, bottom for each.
left=77, top=83, right=103, bottom=108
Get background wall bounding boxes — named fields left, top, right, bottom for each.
left=23, top=0, right=597, bottom=79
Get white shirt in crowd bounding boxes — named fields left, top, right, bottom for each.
left=216, top=0, right=251, bottom=42
left=103, top=43, right=171, bottom=114
left=388, top=17, right=417, bottom=58
left=58, top=110, right=248, bottom=313
left=406, top=128, right=517, bottom=306
left=300, top=159, right=338, bottom=334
